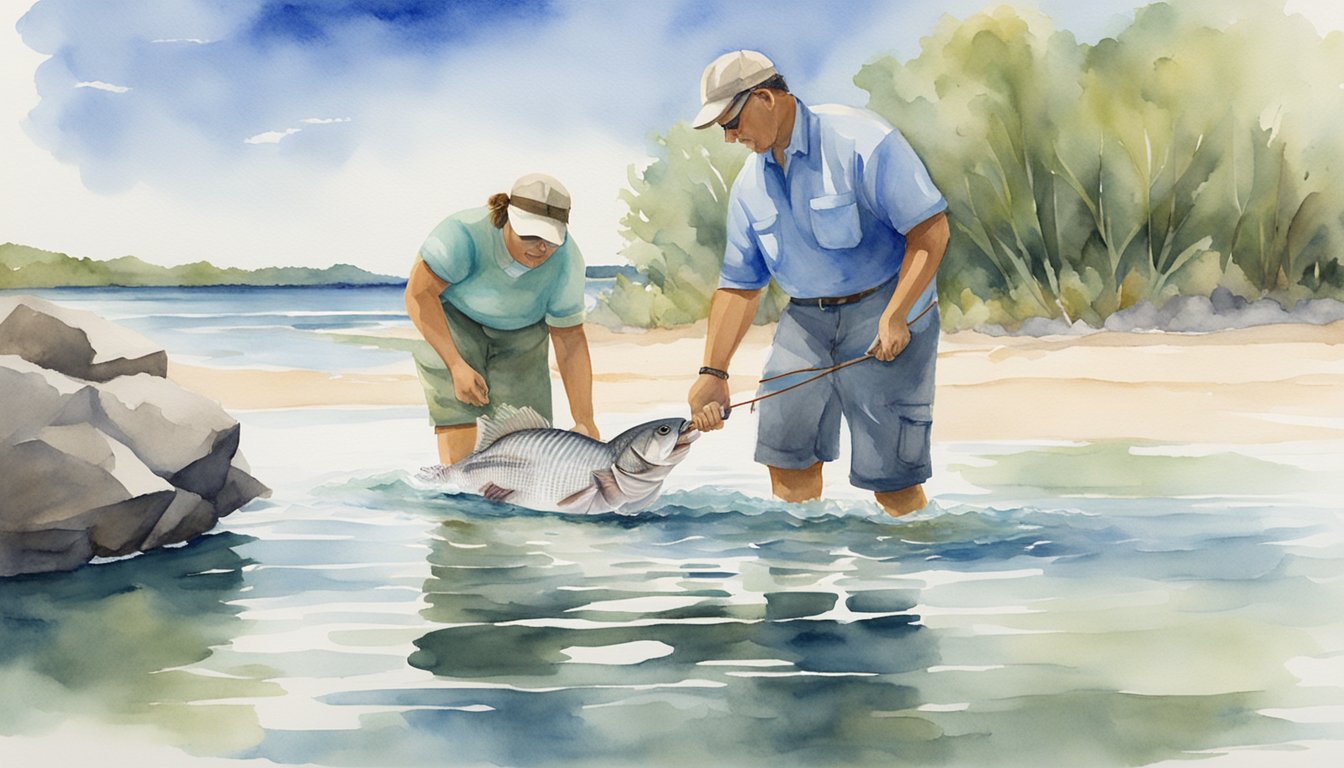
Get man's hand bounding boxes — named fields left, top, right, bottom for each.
left=571, top=420, right=601, bottom=440
left=868, top=312, right=912, bottom=362
left=449, top=362, right=490, bottom=406
left=688, top=374, right=731, bottom=432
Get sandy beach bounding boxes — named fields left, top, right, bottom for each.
left=165, top=320, right=1344, bottom=446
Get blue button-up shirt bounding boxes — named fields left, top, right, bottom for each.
left=719, top=100, right=947, bottom=314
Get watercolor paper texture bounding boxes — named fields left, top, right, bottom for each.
left=3, top=2, right=1344, bottom=766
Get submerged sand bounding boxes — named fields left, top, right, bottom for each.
left=167, top=320, right=1344, bottom=445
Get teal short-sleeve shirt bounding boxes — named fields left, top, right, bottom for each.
left=417, top=207, right=586, bottom=330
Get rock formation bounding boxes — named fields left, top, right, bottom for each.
left=0, top=296, right=268, bottom=576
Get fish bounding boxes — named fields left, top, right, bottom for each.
left=418, top=404, right=699, bottom=514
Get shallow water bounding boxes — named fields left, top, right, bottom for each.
left=7, top=285, right=412, bottom=371
left=4, top=404, right=1343, bottom=766
left=3, top=289, right=1343, bottom=766
left=5, top=283, right=614, bottom=372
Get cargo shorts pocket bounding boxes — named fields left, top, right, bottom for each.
left=809, top=193, right=862, bottom=250
left=894, top=406, right=933, bottom=466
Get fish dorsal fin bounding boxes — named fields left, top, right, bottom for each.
left=474, top=404, right=552, bottom=452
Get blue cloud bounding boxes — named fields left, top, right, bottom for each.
left=17, top=0, right=1130, bottom=197
left=242, top=0, right=557, bottom=49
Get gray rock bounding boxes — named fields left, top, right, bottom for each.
left=0, top=297, right=269, bottom=577
left=95, top=373, right=242, bottom=499
left=0, top=356, right=88, bottom=444
left=0, top=529, right=92, bottom=579
left=141, top=490, right=221, bottom=551
left=0, top=435, right=147, bottom=533
left=212, top=459, right=272, bottom=519
left=0, top=296, right=167, bottom=381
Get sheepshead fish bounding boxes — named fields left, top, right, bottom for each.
left=418, top=404, right=699, bottom=514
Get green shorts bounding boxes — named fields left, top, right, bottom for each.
left=412, top=299, right=552, bottom=428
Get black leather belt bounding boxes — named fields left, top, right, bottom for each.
left=789, top=284, right=881, bottom=309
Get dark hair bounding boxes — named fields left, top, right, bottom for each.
left=751, top=73, right=789, bottom=94
left=730, top=75, right=790, bottom=114
left=487, top=193, right=510, bottom=229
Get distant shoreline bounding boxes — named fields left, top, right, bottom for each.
left=0, top=242, right=643, bottom=290
left=0, top=282, right=407, bottom=291
left=0, top=264, right=639, bottom=290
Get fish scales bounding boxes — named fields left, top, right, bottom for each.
left=422, top=405, right=699, bottom=514
left=453, top=428, right=612, bottom=509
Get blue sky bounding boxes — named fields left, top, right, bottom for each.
left=2, top=0, right=1339, bottom=272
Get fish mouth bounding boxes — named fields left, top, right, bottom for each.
left=675, top=423, right=700, bottom=449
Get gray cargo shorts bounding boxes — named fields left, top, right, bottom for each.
left=753, top=278, right=938, bottom=492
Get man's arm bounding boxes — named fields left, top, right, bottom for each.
left=404, top=259, right=489, bottom=406
left=870, top=212, right=949, bottom=361
left=548, top=323, right=600, bottom=439
left=688, top=286, right=763, bottom=431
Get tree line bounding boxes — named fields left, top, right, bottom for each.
left=595, top=2, right=1344, bottom=330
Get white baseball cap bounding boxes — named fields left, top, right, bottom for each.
left=693, top=49, right=778, bottom=129
left=508, top=173, right=570, bottom=245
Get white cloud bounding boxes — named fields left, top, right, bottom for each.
left=1285, top=0, right=1344, bottom=36
left=74, top=80, right=129, bottom=93
left=244, top=128, right=301, bottom=144
left=2, top=0, right=650, bottom=274
left=12, top=0, right=1319, bottom=276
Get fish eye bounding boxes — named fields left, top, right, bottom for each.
left=657, top=425, right=671, bottom=435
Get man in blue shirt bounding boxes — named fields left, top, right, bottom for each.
left=686, top=50, right=950, bottom=517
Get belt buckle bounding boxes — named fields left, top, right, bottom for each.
left=816, top=297, right=827, bottom=310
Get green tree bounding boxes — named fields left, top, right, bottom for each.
left=858, top=2, right=1344, bottom=329
left=605, top=2, right=1344, bottom=330
left=595, top=122, right=787, bottom=327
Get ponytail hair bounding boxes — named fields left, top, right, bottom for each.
left=487, top=193, right=510, bottom=229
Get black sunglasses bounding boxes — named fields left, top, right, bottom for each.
left=519, top=234, right=560, bottom=248
left=720, top=91, right=755, bottom=131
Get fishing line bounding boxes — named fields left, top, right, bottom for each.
left=726, top=299, right=938, bottom=414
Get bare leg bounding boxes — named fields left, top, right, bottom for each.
left=768, top=462, right=824, bottom=502
left=874, top=484, right=928, bottom=517
left=434, top=425, right=477, bottom=465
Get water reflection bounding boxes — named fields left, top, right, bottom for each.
left=397, top=496, right=942, bottom=765
left=384, top=480, right=1344, bottom=767
left=6, top=442, right=1340, bottom=767
left=0, top=532, right=277, bottom=753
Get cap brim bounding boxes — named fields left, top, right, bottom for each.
left=692, top=95, right=735, bottom=130
left=509, top=205, right=566, bottom=245
left=694, top=90, right=754, bottom=130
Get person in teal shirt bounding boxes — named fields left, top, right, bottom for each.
left=405, top=173, right=599, bottom=464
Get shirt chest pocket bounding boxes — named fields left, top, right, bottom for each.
left=809, top=192, right=862, bottom=250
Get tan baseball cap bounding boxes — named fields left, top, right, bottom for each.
left=508, top=173, right=570, bottom=245
left=693, top=49, right=778, bottom=129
